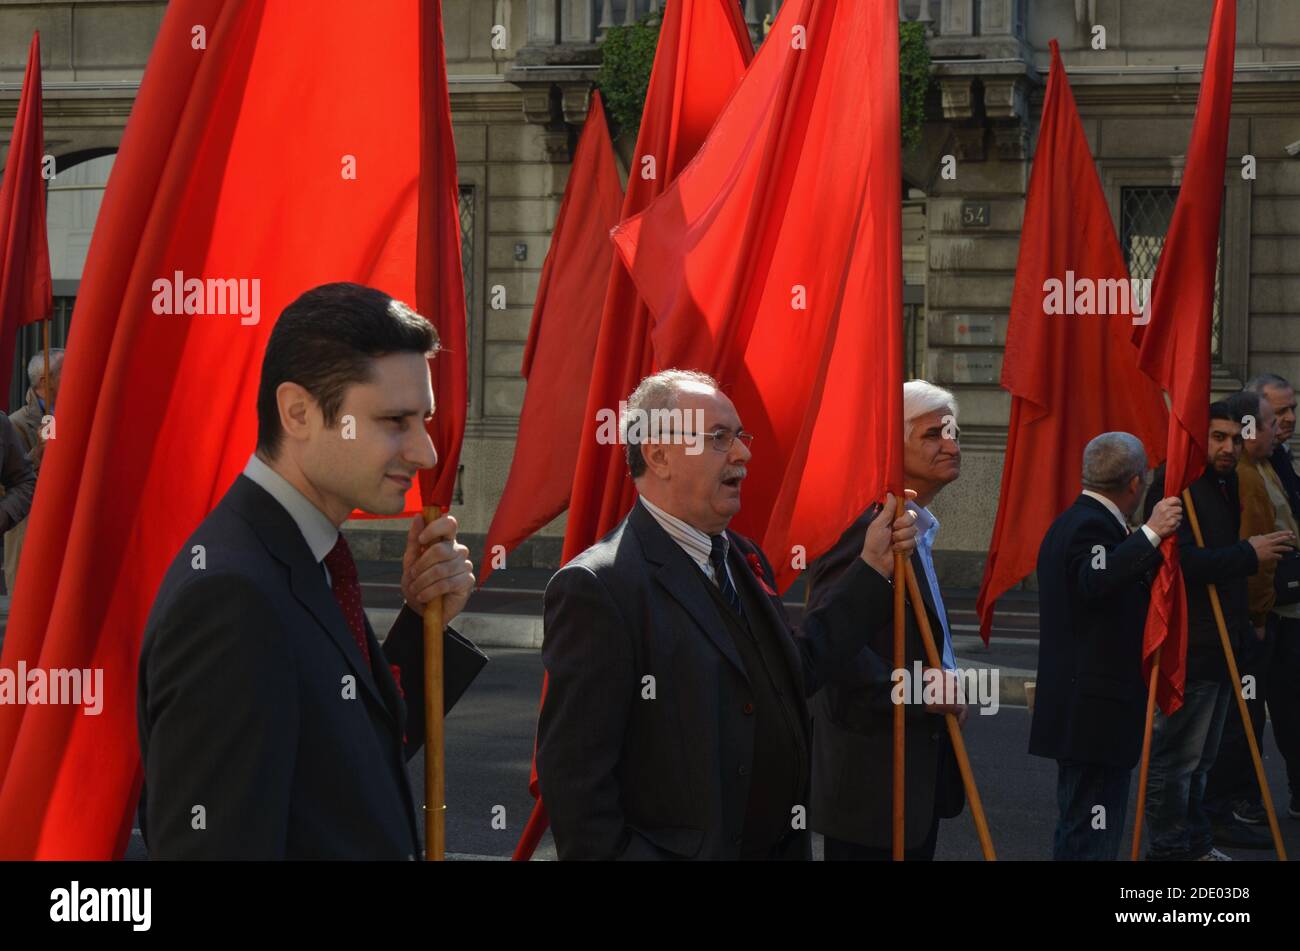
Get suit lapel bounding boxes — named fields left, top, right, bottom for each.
left=229, top=476, right=393, bottom=722
left=629, top=503, right=749, bottom=682
left=363, top=613, right=408, bottom=727
left=729, top=538, right=803, bottom=686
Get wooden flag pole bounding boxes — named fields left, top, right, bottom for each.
left=892, top=549, right=906, bottom=861
left=1180, top=488, right=1287, bottom=860
left=422, top=504, right=448, bottom=861
left=1130, top=646, right=1162, bottom=860
left=902, top=561, right=996, bottom=860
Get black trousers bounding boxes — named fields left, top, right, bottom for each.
left=822, top=809, right=940, bottom=862
left=1205, top=614, right=1300, bottom=813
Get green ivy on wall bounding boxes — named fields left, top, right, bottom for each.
left=899, top=21, right=933, bottom=151
left=595, top=12, right=664, bottom=140
left=596, top=13, right=934, bottom=150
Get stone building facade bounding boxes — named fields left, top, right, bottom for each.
left=3, top=0, right=1299, bottom=584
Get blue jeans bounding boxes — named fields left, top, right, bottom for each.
left=1053, top=761, right=1131, bottom=860
left=1145, top=678, right=1231, bottom=859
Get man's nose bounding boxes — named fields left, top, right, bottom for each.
left=407, top=428, right=437, bottom=470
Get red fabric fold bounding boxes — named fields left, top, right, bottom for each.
left=0, top=31, right=53, bottom=399
left=1134, top=0, right=1237, bottom=715
left=481, top=93, right=623, bottom=586
left=976, top=40, right=1168, bottom=644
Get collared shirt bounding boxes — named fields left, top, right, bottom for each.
left=637, top=495, right=738, bottom=591
left=1081, top=489, right=1160, bottom=547
left=243, top=453, right=340, bottom=584
left=908, top=502, right=956, bottom=672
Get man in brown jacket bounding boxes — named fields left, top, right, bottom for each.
left=1206, top=388, right=1300, bottom=841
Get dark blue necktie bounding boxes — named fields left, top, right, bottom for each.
left=710, top=534, right=743, bottom=616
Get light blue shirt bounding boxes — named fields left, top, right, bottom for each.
left=909, top=502, right=956, bottom=671
left=243, top=453, right=340, bottom=584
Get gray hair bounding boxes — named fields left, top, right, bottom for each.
left=1081, top=432, right=1148, bottom=492
left=624, top=369, right=719, bottom=479
left=903, top=380, right=958, bottom=439
left=27, top=348, right=66, bottom=389
left=1245, top=372, right=1292, bottom=395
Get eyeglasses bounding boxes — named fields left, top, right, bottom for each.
left=704, top=429, right=754, bottom=453
left=656, top=429, right=755, bottom=452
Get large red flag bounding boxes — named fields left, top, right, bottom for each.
left=480, top=93, right=623, bottom=585
left=416, top=0, right=467, bottom=510
left=975, top=41, right=1167, bottom=643
left=611, top=0, right=904, bottom=592
left=0, top=31, right=53, bottom=400
left=513, top=0, right=754, bottom=861
left=560, top=0, right=754, bottom=564
left=0, top=0, right=460, bottom=858
left=1135, top=0, right=1236, bottom=715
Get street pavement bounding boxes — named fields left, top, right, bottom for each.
left=421, top=647, right=1300, bottom=862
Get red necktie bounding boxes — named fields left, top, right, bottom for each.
left=324, top=534, right=370, bottom=668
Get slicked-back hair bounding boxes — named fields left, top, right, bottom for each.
left=256, top=282, right=438, bottom=459
left=1244, top=372, right=1291, bottom=395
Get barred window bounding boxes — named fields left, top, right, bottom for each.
left=1120, top=185, right=1224, bottom=362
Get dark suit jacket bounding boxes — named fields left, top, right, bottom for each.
left=1270, top=443, right=1300, bottom=522
left=535, top=500, right=895, bottom=860
left=805, top=505, right=965, bottom=850
left=1143, top=465, right=1257, bottom=683
left=137, top=475, right=487, bottom=859
left=1028, top=494, right=1163, bottom=768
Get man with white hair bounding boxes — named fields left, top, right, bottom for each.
left=1031, top=432, right=1182, bottom=860
left=6, top=348, right=65, bottom=594
left=806, top=380, right=967, bottom=860
left=536, top=369, right=918, bottom=860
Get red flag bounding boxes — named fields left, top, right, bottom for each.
left=0, top=0, right=457, bottom=858
left=416, top=0, right=467, bottom=510
left=975, top=41, right=1167, bottom=644
left=610, top=0, right=904, bottom=592
left=0, top=31, right=53, bottom=399
left=561, top=0, right=754, bottom=564
left=1135, top=0, right=1237, bottom=715
left=480, top=93, right=623, bottom=585
left=514, top=0, right=754, bottom=862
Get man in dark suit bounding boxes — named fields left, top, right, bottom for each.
left=806, top=380, right=967, bottom=861
left=1030, top=432, right=1181, bottom=861
left=535, top=369, right=918, bottom=860
left=1140, top=400, right=1292, bottom=861
left=138, top=283, right=485, bottom=859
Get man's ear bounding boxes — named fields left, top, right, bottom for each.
left=276, top=381, right=317, bottom=444
left=641, top=441, right=671, bottom=479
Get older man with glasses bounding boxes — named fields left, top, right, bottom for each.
left=535, top=369, right=918, bottom=860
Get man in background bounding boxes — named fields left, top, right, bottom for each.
left=1030, top=432, right=1180, bottom=860
left=5, top=348, right=64, bottom=594
left=807, top=380, right=967, bottom=861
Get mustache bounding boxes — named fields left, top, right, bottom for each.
left=721, top=467, right=747, bottom=481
